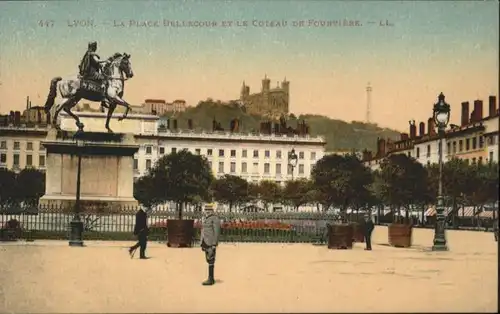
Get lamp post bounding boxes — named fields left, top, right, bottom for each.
left=432, top=92, right=450, bottom=251
left=69, top=137, right=84, bottom=247
left=288, top=148, right=298, bottom=180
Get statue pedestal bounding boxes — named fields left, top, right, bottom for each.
left=39, top=128, right=139, bottom=211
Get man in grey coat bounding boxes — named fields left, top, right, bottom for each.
left=200, top=203, right=221, bottom=286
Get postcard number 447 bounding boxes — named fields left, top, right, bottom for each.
left=38, top=20, right=55, bottom=27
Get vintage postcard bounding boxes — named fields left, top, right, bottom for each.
left=0, top=0, right=498, bottom=313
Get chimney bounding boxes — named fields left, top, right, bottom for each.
left=488, top=96, right=497, bottom=118
left=461, top=102, right=469, bottom=126
left=187, top=119, right=193, bottom=130
left=409, top=120, right=416, bottom=139
left=473, top=100, right=483, bottom=122
left=427, top=117, right=436, bottom=135
left=230, top=119, right=235, bottom=132
left=362, top=150, right=372, bottom=161
left=419, top=122, right=425, bottom=136
left=234, top=118, right=239, bottom=132
left=274, top=122, right=280, bottom=134
left=173, top=119, right=178, bottom=130
left=26, top=96, right=29, bottom=111
left=400, top=133, right=409, bottom=141
left=376, top=138, right=386, bottom=157
left=212, top=118, right=217, bottom=131
left=14, top=111, right=21, bottom=125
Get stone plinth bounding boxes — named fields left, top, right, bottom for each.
left=39, top=128, right=139, bottom=211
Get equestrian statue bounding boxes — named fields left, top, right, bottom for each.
left=44, top=41, right=135, bottom=133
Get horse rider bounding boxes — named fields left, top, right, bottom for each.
left=78, top=41, right=109, bottom=83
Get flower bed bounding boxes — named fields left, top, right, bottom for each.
left=151, top=220, right=292, bottom=231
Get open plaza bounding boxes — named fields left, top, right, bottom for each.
left=0, top=226, right=497, bottom=313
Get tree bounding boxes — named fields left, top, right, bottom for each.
left=283, top=179, right=312, bottom=211
left=470, top=161, right=499, bottom=207
left=247, top=182, right=261, bottom=206
left=426, top=158, right=477, bottom=226
left=312, top=154, right=373, bottom=221
left=211, top=174, right=249, bottom=212
left=133, top=174, right=162, bottom=209
left=378, top=153, right=428, bottom=222
left=0, top=169, right=17, bottom=207
left=151, top=149, right=214, bottom=219
left=257, top=180, right=282, bottom=211
left=15, top=168, right=45, bottom=206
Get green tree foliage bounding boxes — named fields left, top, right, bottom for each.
left=427, top=158, right=475, bottom=205
left=283, top=179, right=313, bottom=210
left=141, top=149, right=214, bottom=219
left=378, top=153, right=428, bottom=221
left=162, top=100, right=399, bottom=151
left=133, top=173, right=161, bottom=209
left=211, top=174, right=249, bottom=212
left=257, top=180, right=282, bottom=210
left=0, top=168, right=17, bottom=206
left=426, top=159, right=499, bottom=227
left=15, top=168, right=45, bottom=206
left=312, top=154, right=373, bottom=220
left=472, top=162, right=499, bottom=206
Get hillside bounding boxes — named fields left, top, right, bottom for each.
left=162, top=100, right=400, bottom=151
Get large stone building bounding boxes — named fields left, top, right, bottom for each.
left=363, top=95, right=499, bottom=170
left=0, top=111, right=326, bottom=185
left=135, top=99, right=187, bottom=115
left=239, top=75, right=289, bottom=118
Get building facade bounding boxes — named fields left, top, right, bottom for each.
left=0, top=112, right=326, bottom=185
left=239, top=75, right=289, bottom=119
left=133, top=99, right=187, bottom=116
left=363, top=95, right=499, bottom=170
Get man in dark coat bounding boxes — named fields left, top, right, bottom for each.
left=363, top=214, right=375, bottom=250
left=200, top=203, right=221, bottom=286
left=129, top=208, right=149, bottom=259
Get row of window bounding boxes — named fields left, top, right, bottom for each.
left=412, top=134, right=495, bottom=159
left=0, top=152, right=46, bottom=168
left=144, top=146, right=317, bottom=160
left=136, top=159, right=310, bottom=176
left=447, top=135, right=488, bottom=155
left=0, top=140, right=44, bottom=151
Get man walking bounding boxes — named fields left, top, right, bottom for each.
left=129, top=207, right=148, bottom=259
left=200, top=203, right=221, bottom=286
left=363, top=213, right=375, bottom=250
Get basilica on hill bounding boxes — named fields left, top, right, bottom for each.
left=239, top=75, right=289, bottom=119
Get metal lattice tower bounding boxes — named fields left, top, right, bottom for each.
left=366, top=82, right=372, bottom=123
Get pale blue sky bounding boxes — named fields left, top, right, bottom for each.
left=0, top=0, right=498, bottom=131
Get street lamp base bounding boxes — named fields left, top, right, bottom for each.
left=431, top=242, right=448, bottom=251
left=69, top=220, right=84, bottom=247
left=69, top=239, right=84, bottom=247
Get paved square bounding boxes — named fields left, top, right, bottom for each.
left=0, top=227, right=497, bottom=313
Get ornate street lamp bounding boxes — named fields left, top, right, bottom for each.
left=288, top=148, right=298, bottom=180
left=432, top=92, right=450, bottom=251
left=69, top=136, right=84, bottom=247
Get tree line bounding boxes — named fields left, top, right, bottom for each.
left=134, top=149, right=499, bottom=221
left=0, top=168, right=45, bottom=207
left=1, top=150, right=497, bottom=223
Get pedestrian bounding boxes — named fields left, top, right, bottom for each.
left=363, top=213, right=374, bottom=250
left=129, top=207, right=149, bottom=259
left=200, top=203, right=221, bottom=286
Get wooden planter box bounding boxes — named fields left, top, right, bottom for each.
left=351, top=222, right=365, bottom=243
left=327, top=223, right=353, bottom=249
left=388, top=223, right=412, bottom=248
left=167, top=219, right=195, bottom=248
